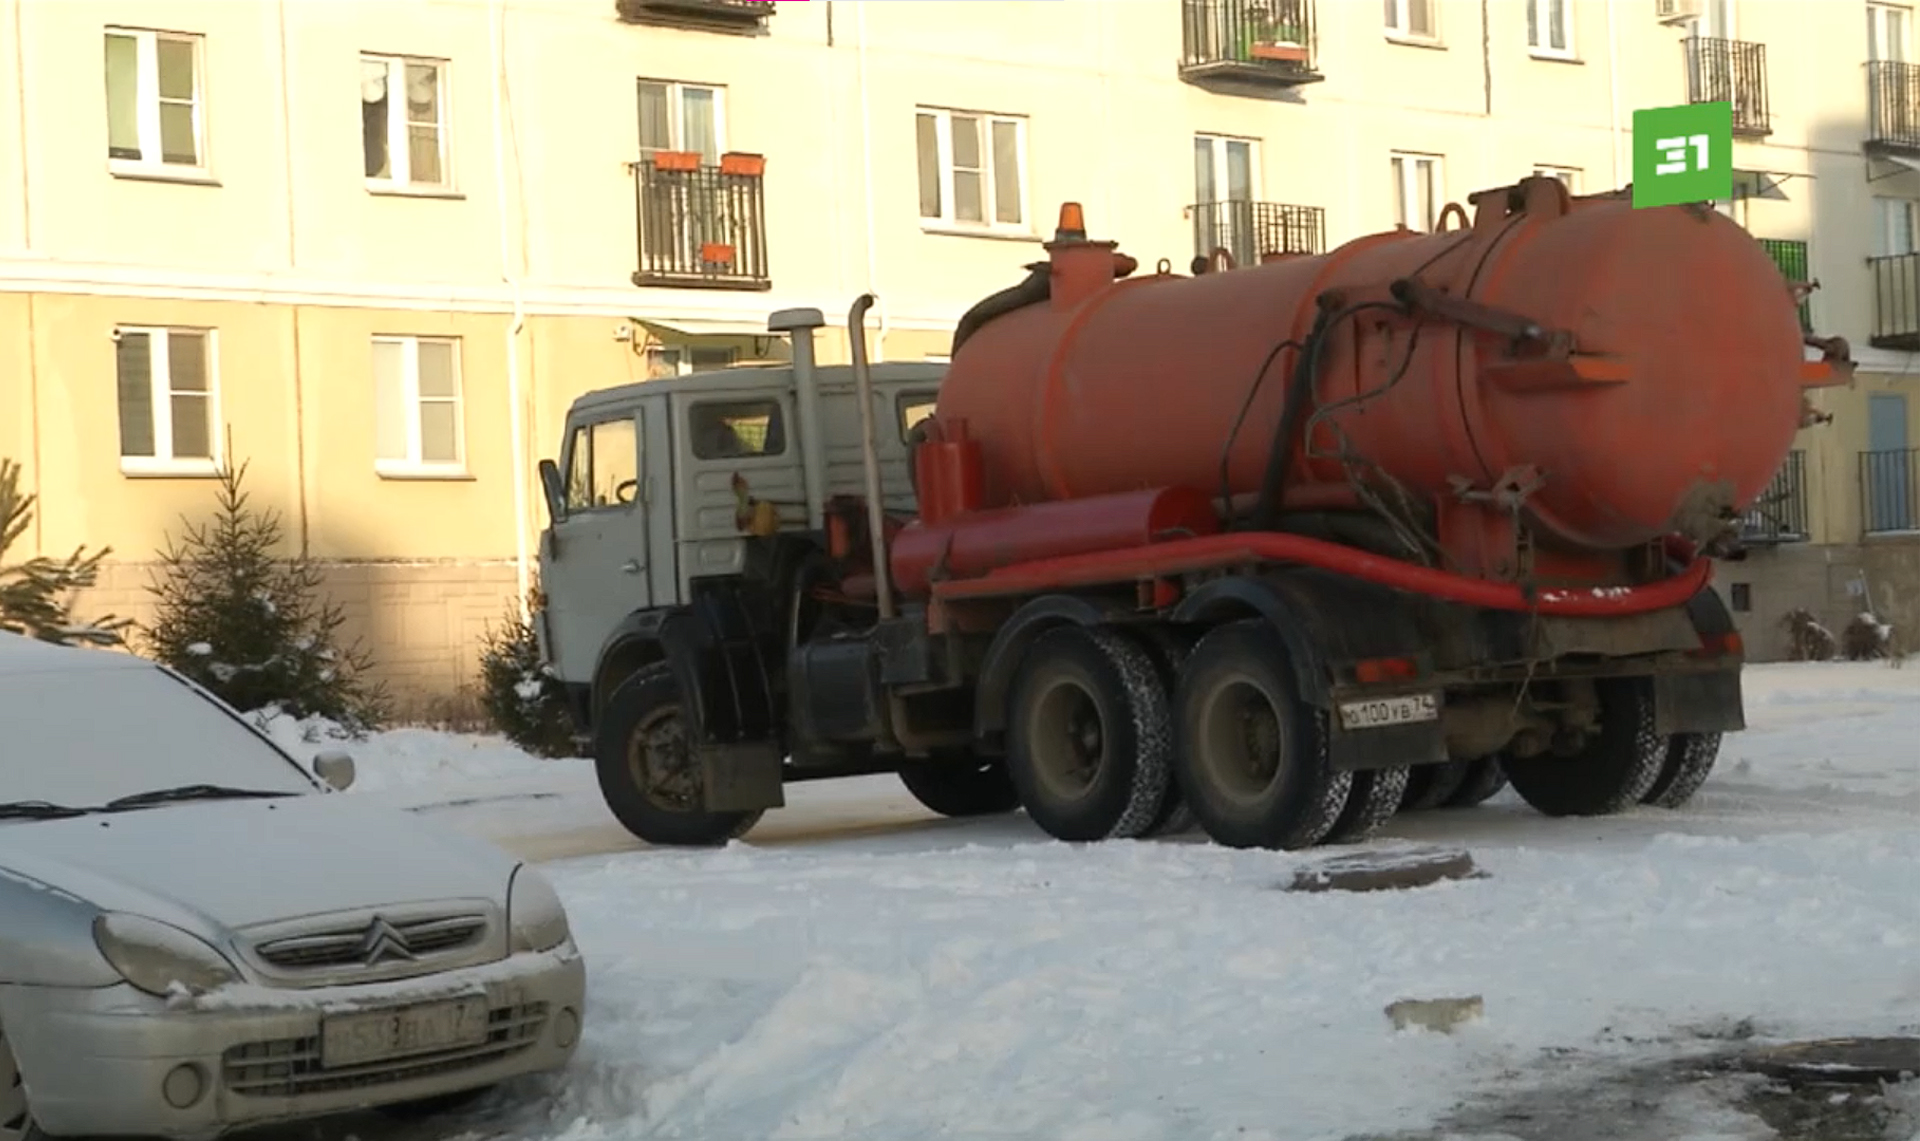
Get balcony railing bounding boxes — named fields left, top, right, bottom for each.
left=1866, top=60, right=1920, bottom=153
left=1189, top=201, right=1326, bottom=268
left=614, top=0, right=773, bottom=32
left=1868, top=252, right=1920, bottom=350
left=1861, top=447, right=1920, bottom=534
left=1180, top=0, right=1322, bottom=87
left=631, top=153, right=771, bottom=291
left=1755, top=238, right=1812, bottom=333
left=1684, top=36, right=1771, bottom=137
left=1741, top=449, right=1809, bottom=544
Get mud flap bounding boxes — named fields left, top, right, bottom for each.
left=1653, top=668, right=1745, bottom=736
left=698, top=739, right=787, bottom=813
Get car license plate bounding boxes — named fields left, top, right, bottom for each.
left=1337, top=693, right=1440, bottom=731
left=320, top=997, right=491, bottom=1069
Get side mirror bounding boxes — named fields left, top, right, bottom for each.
left=313, top=751, right=356, bottom=792
left=538, top=459, right=568, bottom=525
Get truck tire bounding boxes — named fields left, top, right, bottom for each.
left=898, top=757, right=1021, bottom=818
left=1441, top=755, right=1509, bottom=808
left=1171, top=619, right=1354, bottom=851
left=1398, top=759, right=1472, bottom=813
left=1503, top=677, right=1666, bottom=817
left=1004, top=625, right=1173, bottom=842
left=1134, top=628, right=1198, bottom=838
left=1641, top=731, right=1722, bottom=809
left=593, top=664, right=765, bottom=847
left=1321, top=764, right=1410, bottom=845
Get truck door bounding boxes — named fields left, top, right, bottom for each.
left=539, top=407, right=653, bottom=684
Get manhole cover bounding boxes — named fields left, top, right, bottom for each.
left=1738, top=1037, right=1920, bottom=1085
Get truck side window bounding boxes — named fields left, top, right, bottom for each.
left=564, top=415, right=640, bottom=510
left=898, top=393, right=937, bottom=442
left=690, top=400, right=785, bottom=460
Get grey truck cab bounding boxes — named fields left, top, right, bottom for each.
left=535, top=301, right=952, bottom=845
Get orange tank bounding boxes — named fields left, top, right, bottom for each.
left=932, top=179, right=1845, bottom=579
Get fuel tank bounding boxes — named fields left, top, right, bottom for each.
left=934, top=180, right=1843, bottom=556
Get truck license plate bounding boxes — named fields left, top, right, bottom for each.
left=320, top=997, right=491, bottom=1069
left=1337, top=693, right=1440, bottom=731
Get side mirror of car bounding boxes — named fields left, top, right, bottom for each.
left=313, top=751, right=357, bottom=792
left=538, top=459, right=569, bottom=526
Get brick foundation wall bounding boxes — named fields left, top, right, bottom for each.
left=70, top=560, right=523, bottom=722
left=1717, top=538, right=1920, bottom=661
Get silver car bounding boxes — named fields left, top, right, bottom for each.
left=0, top=634, right=587, bottom=1140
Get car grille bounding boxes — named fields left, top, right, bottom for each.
left=253, top=913, right=488, bottom=971
left=221, top=1001, right=548, bottom=1097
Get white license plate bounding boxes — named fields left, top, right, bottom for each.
left=320, top=997, right=491, bottom=1069
left=1337, top=693, right=1441, bottom=731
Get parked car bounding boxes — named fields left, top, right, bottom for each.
left=0, top=633, right=586, bottom=1139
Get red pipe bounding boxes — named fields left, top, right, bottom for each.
left=930, top=531, right=1711, bottom=617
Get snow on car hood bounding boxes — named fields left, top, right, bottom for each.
left=0, top=793, right=519, bottom=931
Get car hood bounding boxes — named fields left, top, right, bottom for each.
left=0, top=794, right=519, bottom=932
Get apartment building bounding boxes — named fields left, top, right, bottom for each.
left=0, top=0, right=1907, bottom=703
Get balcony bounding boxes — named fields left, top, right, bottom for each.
left=1866, top=60, right=1920, bottom=154
left=1868, top=252, right=1920, bottom=350
left=1189, top=201, right=1325, bottom=269
left=1861, top=447, right=1920, bottom=534
left=1755, top=238, right=1812, bottom=333
left=1740, top=450, right=1809, bottom=544
left=631, top=153, right=771, bottom=291
left=1179, top=0, right=1323, bottom=89
left=614, top=0, right=773, bottom=34
left=1683, top=36, right=1771, bottom=138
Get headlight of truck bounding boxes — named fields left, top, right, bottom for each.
left=93, top=913, right=242, bottom=997
left=507, top=865, right=571, bottom=953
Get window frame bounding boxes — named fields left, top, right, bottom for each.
left=1384, top=0, right=1439, bottom=43
left=1526, top=0, right=1576, bottom=59
left=896, top=391, right=939, bottom=443
left=114, top=325, right=222, bottom=478
left=1390, top=151, right=1445, bottom=233
left=104, top=27, right=209, bottom=178
left=362, top=52, right=453, bottom=193
left=636, top=78, right=728, bottom=161
left=687, top=398, right=787, bottom=462
left=1532, top=164, right=1582, bottom=192
left=372, top=334, right=467, bottom=478
left=1194, top=133, right=1262, bottom=204
left=1870, top=2, right=1912, bottom=63
left=562, top=413, right=642, bottom=514
left=915, top=106, right=1031, bottom=236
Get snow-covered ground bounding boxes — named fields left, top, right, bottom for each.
left=258, top=662, right=1920, bottom=1141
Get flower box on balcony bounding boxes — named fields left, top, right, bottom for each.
left=719, top=152, right=766, bottom=177
left=701, top=242, right=737, bottom=266
left=1251, top=40, right=1308, bottom=62
left=651, top=150, right=702, bottom=173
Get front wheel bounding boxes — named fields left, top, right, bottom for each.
left=899, top=757, right=1021, bottom=818
left=594, top=664, right=765, bottom=847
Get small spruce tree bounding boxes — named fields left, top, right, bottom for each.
left=0, top=457, right=130, bottom=646
left=475, top=580, right=579, bottom=758
left=143, top=454, right=388, bottom=736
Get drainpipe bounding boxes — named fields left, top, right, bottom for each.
left=855, top=1, right=887, bottom=362
left=1607, top=0, right=1624, bottom=188
left=490, top=0, right=531, bottom=620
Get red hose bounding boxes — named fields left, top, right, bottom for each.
left=930, top=531, right=1711, bottom=616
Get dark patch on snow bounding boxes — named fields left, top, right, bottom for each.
left=1285, top=845, right=1484, bottom=894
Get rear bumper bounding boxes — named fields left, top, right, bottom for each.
left=5, top=944, right=585, bottom=1140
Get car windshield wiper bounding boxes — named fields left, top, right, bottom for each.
left=0, top=800, right=94, bottom=821
left=102, top=784, right=300, bottom=812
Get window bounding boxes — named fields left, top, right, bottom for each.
left=1729, top=582, right=1751, bottom=613
left=1871, top=3, right=1911, bottom=63
left=916, top=107, right=1027, bottom=232
left=1526, top=0, right=1573, bottom=57
left=638, top=79, right=724, bottom=162
left=1533, top=165, right=1581, bottom=191
left=1384, top=0, right=1436, bottom=40
left=115, top=326, right=217, bottom=474
left=1390, top=152, right=1443, bottom=232
left=898, top=393, right=938, bottom=442
left=689, top=400, right=785, bottom=460
left=1688, top=0, right=1733, bottom=40
left=104, top=28, right=205, bottom=171
left=644, top=344, right=737, bottom=380
left=1876, top=197, right=1920, bottom=256
left=372, top=336, right=464, bottom=474
left=1194, top=134, right=1258, bottom=204
left=564, top=416, right=640, bottom=511
left=363, top=55, right=448, bottom=189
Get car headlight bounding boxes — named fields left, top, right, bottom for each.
left=93, top=913, right=242, bottom=997
left=506, top=865, right=571, bottom=954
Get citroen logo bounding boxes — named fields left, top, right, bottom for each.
left=358, top=917, right=417, bottom=965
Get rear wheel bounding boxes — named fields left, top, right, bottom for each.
left=1442, top=755, right=1509, bottom=808
left=1504, top=677, right=1666, bottom=817
left=594, top=664, right=765, bottom=847
left=1322, top=764, right=1410, bottom=846
left=899, top=757, right=1021, bottom=818
left=1398, top=759, right=1471, bottom=813
left=1172, top=620, right=1354, bottom=851
left=1005, top=626, right=1173, bottom=842
left=1641, top=731, right=1723, bottom=809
